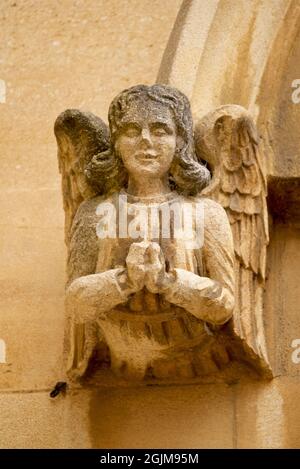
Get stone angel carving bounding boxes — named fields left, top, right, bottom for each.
left=55, top=84, right=271, bottom=384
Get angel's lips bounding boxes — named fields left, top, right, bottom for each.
left=134, top=152, right=158, bottom=161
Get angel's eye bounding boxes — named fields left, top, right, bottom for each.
left=123, top=125, right=140, bottom=137
left=150, top=123, right=174, bottom=136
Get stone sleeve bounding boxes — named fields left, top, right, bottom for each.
left=65, top=197, right=135, bottom=323
left=66, top=267, right=134, bottom=324
left=162, top=199, right=235, bottom=325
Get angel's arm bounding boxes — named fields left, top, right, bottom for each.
left=162, top=199, right=235, bottom=325
left=66, top=198, right=135, bottom=324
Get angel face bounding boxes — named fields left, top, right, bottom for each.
left=114, top=101, right=178, bottom=179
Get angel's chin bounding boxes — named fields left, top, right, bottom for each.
left=133, top=160, right=161, bottom=174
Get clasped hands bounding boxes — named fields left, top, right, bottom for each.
left=124, top=241, right=175, bottom=295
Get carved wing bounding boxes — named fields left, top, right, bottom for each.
left=55, top=110, right=110, bottom=381
left=194, top=105, right=269, bottom=364
left=54, top=109, right=109, bottom=245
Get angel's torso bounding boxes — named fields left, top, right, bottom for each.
left=92, top=190, right=214, bottom=379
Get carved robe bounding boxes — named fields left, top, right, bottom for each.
left=66, top=190, right=235, bottom=380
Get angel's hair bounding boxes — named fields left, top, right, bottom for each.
left=86, top=84, right=210, bottom=195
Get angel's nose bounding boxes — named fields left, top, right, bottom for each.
left=140, top=128, right=152, bottom=146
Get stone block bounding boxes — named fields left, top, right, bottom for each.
left=235, top=377, right=300, bottom=448
left=88, top=384, right=234, bottom=448
left=0, top=389, right=90, bottom=448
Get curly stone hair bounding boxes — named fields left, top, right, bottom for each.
left=86, top=84, right=210, bottom=195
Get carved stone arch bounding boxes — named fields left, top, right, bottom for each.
left=157, top=0, right=297, bottom=122
left=256, top=0, right=300, bottom=181
left=157, top=0, right=300, bottom=219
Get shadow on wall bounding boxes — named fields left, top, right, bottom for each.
left=88, top=384, right=235, bottom=449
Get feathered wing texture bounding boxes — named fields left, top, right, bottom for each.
left=194, top=105, right=269, bottom=364
left=54, top=109, right=110, bottom=380
left=54, top=109, right=109, bottom=245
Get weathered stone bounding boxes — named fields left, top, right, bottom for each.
left=1, top=0, right=300, bottom=450
left=55, top=84, right=271, bottom=383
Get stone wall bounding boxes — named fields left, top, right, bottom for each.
left=1, top=0, right=300, bottom=448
